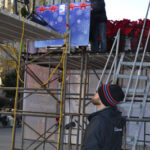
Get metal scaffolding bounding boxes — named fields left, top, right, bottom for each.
left=0, top=0, right=150, bottom=150
left=1, top=49, right=150, bottom=150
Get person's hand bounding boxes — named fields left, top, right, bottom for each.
left=91, top=7, right=93, bottom=11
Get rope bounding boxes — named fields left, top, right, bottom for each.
left=1, top=45, right=17, bottom=57
left=0, top=44, right=64, bottom=87
left=16, top=53, right=64, bottom=87
left=10, top=18, right=25, bottom=150
left=56, top=34, right=68, bottom=150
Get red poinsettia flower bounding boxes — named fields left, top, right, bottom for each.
left=122, top=27, right=133, bottom=36
left=106, top=20, right=115, bottom=38
left=106, top=19, right=150, bottom=39
left=143, top=19, right=150, bottom=38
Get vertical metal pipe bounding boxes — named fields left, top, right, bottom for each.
left=76, top=52, right=84, bottom=150
left=60, top=41, right=69, bottom=150
left=81, top=53, right=88, bottom=148
left=144, top=122, right=146, bottom=150
left=66, top=0, right=71, bottom=53
left=33, top=0, right=36, bottom=12
left=87, top=69, right=90, bottom=105
left=70, top=116, right=73, bottom=150
left=12, top=40, right=24, bottom=149
left=68, top=115, right=73, bottom=150
left=123, top=122, right=127, bottom=150
left=43, top=117, right=47, bottom=150
left=59, top=1, right=70, bottom=148
left=13, top=0, right=18, bottom=14
left=21, top=112, right=25, bottom=148
left=21, top=40, right=29, bottom=150
left=21, top=116, right=25, bottom=149
left=60, top=64, right=68, bottom=150
left=42, top=49, right=51, bottom=150
left=11, top=81, right=17, bottom=144
left=62, top=54, right=68, bottom=150
left=66, top=0, right=70, bottom=33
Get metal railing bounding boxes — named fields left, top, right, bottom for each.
left=96, top=29, right=120, bottom=90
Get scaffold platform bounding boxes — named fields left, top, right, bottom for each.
left=0, top=8, right=64, bottom=43
left=22, top=50, right=150, bottom=70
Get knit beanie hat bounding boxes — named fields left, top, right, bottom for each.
left=98, top=84, right=124, bottom=107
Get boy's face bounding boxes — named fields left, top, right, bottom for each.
left=91, top=92, right=101, bottom=105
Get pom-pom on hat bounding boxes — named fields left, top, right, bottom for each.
left=98, top=84, right=124, bottom=107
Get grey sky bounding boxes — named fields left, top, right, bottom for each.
left=106, top=0, right=150, bottom=20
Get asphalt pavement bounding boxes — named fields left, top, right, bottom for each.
left=0, top=127, right=22, bottom=150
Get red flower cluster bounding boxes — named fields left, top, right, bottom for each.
left=106, top=19, right=150, bottom=38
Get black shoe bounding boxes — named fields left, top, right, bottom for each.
left=91, top=50, right=99, bottom=53
left=101, top=51, right=106, bottom=53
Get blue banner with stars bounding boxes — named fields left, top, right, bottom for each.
left=34, top=2, right=91, bottom=48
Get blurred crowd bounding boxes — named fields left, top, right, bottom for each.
left=0, top=108, right=21, bottom=128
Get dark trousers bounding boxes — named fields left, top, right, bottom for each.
left=1, top=116, right=7, bottom=127
left=91, top=22, right=107, bottom=52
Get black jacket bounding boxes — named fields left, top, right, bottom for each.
left=81, top=107, right=126, bottom=150
left=90, top=0, right=107, bottom=23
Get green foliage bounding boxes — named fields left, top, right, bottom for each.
left=21, top=6, right=29, bottom=17
left=1, top=71, right=22, bottom=108
left=2, top=71, right=17, bottom=98
left=39, top=0, right=47, bottom=5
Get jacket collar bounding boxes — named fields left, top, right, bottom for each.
left=88, top=106, right=113, bottom=121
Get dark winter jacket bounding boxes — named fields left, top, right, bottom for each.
left=90, top=0, right=107, bottom=23
left=81, top=107, right=126, bottom=150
